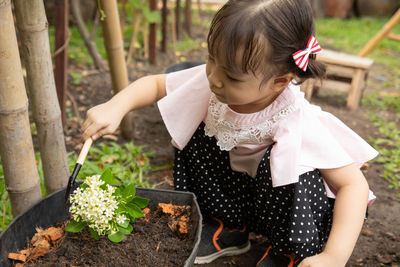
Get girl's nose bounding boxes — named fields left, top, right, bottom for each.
left=208, top=69, right=223, bottom=89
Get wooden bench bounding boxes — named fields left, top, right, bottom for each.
left=301, top=49, right=374, bottom=110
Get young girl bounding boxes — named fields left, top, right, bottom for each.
left=81, top=0, right=378, bottom=266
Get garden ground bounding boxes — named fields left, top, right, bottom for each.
left=63, top=16, right=400, bottom=267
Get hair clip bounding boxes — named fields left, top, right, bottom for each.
left=292, top=36, right=322, bottom=72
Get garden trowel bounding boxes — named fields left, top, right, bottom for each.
left=64, top=138, right=93, bottom=204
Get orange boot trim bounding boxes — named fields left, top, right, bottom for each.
left=287, top=254, right=294, bottom=267
left=256, top=245, right=272, bottom=266
left=285, top=254, right=299, bottom=267
left=212, top=217, right=224, bottom=251
left=229, top=224, right=246, bottom=233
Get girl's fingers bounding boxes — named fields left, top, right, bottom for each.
left=81, top=118, right=93, bottom=133
left=82, top=124, right=104, bottom=142
left=92, top=128, right=108, bottom=141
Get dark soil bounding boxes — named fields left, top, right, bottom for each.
left=22, top=204, right=195, bottom=267
left=62, top=10, right=400, bottom=267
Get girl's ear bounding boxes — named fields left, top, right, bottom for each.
left=271, top=74, right=294, bottom=92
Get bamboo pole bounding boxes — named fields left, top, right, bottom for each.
left=143, top=21, right=149, bottom=59
left=149, top=0, right=157, bottom=65
left=54, top=0, right=69, bottom=126
left=0, top=0, right=42, bottom=216
left=99, top=0, right=135, bottom=139
left=175, top=0, right=181, bottom=40
left=120, top=0, right=127, bottom=35
left=184, top=0, right=191, bottom=37
left=161, top=0, right=168, bottom=53
left=387, top=33, right=400, bottom=42
left=71, top=0, right=107, bottom=71
left=127, top=8, right=141, bottom=64
left=14, top=0, right=70, bottom=194
left=358, top=9, right=400, bottom=57
left=170, top=3, right=178, bottom=62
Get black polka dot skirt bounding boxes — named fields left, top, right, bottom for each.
left=174, top=123, right=334, bottom=258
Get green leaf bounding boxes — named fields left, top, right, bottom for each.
left=65, top=219, right=87, bottom=233
left=89, top=227, right=100, bottom=240
left=126, top=202, right=144, bottom=218
left=80, top=183, right=89, bottom=190
left=118, top=224, right=133, bottom=235
left=100, top=168, right=113, bottom=184
left=116, top=203, right=128, bottom=214
left=108, top=231, right=125, bottom=243
left=129, top=0, right=143, bottom=8
left=131, top=196, right=149, bottom=209
left=143, top=8, right=160, bottom=23
left=121, top=183, right=136, bottom=201
left=118, top=217, right=130, bottom=228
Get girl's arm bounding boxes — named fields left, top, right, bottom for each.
left=298, top=163, right=369, bottom=267
left=81, top=74, right=167, bottom=141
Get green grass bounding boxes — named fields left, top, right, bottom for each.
left=362, top=95, right=400, bottom=195
left=49, top=23, right=107, bottom=65
left=316, top=17, right=400, bottom=195
left=0, top=140, right=156, bottom=233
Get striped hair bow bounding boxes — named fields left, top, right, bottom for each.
left=292, top=36, right=322, bottom=72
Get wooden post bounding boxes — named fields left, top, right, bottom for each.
left=54, top=0, right=69, bottom=127
left=386, top=33, right=400, bottom=42
left=14, top=0, right=70, bottom=194
left=308, top=0, right=325, bottom=18
left=149, top=0, right=157, bottom=65
left=358, top=9, right=400, bottom=57
left=161, top=0, right=168, bottom=53
left=0, top=0, right=42, bottom=216
left=184, top=0, right=191, bottom=36
left=347, top=69, right=366, bottom=110
left=170, top=3, right=178, bottom=62
left=100, top=0, right=135, bottom=139
left=175, top=0, right=181, bottom=39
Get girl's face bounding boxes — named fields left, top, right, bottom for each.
left=206, top=55, right=284, bottom=113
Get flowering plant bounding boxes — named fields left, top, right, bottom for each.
left=65, top=168, right=149, bottom=243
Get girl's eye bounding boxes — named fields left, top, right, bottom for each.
left=226, top=75, right=240, bottom=82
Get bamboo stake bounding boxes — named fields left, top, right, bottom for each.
left=387, top=33, right=400, bottom=42
left=14, top=0, right=70, bottom=194
left=358, top=9, right=400, bottom=57
left=143, top=21, right=149, bottom=59
left=120, top=0, right=127, bottom=35
left=149, top=0, right=157, bottom=65
left=90, top=10, right=101, bottom=39
left=161, top=0, right=168, bottom=52
left=54, top=0, right=69, bottom=126
left=170, top=5, right=178, bottom=63
left=175, top=0, right=181, bottom=40
left=100, top=0, right=135, bottom=139
left=184, top=0, right=191, bottom=37
left=0, top=0, right=42, bottom=216
left=71, top=0, right=107, bottom=71
left=127, top=8, right=141, bottom=64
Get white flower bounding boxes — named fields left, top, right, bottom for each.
left=116, top=214, right=127, bottom=225
left=69, top=174, right=120, bottom=235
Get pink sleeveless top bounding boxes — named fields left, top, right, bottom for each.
left=157, top=64, right=378, bottom=204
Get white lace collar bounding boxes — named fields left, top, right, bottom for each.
left=204, top=93, right=296, bottom=151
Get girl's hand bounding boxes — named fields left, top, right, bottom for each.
left=81, top=101, right=125, bottom=141
left=298, top=252, right=345, bottom=267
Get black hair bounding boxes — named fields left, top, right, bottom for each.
left=207, top=0, right=326, bottom=83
